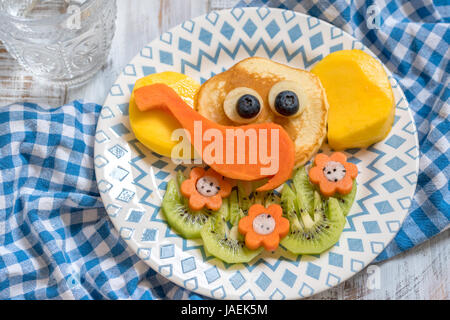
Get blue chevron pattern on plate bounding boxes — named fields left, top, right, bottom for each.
left=94, top=8, right=418, bottom=300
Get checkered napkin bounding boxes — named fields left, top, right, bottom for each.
left=0, top=1, right=448, bottom=301
left=0, top=102, right=196, bottom=300
left=236, top=0, right=449, bottom=260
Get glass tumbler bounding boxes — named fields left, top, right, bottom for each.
left=0, top=0, right=117, bottom=86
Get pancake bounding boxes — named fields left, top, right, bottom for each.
left=195, top=57, right=329, bottom=167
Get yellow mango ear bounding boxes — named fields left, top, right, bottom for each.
left=312, top=49, right=395, bottom=150
left=129, top=72, right=200, bottom=158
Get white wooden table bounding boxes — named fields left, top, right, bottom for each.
left=0, top=0, right=448, bottom=300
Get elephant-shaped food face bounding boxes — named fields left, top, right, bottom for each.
left=195, top=57, right=329, bottom=167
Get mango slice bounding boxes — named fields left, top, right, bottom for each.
left=129, top=72, right=200, bottom=158
left=311, top=49, right=395, bottom=150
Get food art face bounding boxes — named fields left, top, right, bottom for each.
left=127, top=49, right=393, bottom=266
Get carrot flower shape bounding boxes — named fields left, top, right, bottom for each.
left=181, top=167, right=231, bottom=211
left=308, top=152, right=358, bottom=197
left=238, top=204, right=290, bottom=251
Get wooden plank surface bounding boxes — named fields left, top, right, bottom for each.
left=0, top=0, right=448, bottom=300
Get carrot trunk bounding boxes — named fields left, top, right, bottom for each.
left=134, top=83, right=294, bottom=191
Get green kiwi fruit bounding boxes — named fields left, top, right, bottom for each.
left=228, top=189, right=241, bottom=225
left=228, top=181, right=252, bottom=226
left=264, top=190, right=280, bottom=207
left=251, top=191, right=266, bottom=205
left=293, top=166, right=357, bottom=216
left=280, top=167, right=347, bottom=255
left=293, top=167, right=315, bottom=215
left=237, top=181, right=252, bottom=212
left=161, top=171, right=215, bottom=239
left=200, top=197, right=262, bottom=263
left=280, top=184, right=302, bottom=232
left=334, top=181, right=357, bottom=216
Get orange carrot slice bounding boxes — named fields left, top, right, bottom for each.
left=134, top=83, right=295, bottom=191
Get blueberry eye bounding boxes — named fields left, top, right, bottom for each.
left=275, top=91, right=299, bottom=116
left=268, top=81, right=305, bottom=118
left=237, top=94, right=261, bottom=119
left=223, top=87, right=263, bottom=123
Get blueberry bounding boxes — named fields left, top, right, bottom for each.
left=275, top=90, right=299, bottom=116
left=236, top=94, right=261, bottom=119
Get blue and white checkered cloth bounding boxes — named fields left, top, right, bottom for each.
left=0, top=102, right=198, bottom=299
left=0, top=0, right=448, bottom=299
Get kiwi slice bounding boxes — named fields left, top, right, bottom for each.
left=176, top=170, right=186, bottom=191
left=228, top=189, right=240, bottom=225
left=237, top=181, right=252, bottom=212
left=200, top=197, right=262, bottom=263
left=251, top=191, right=266, bottom=205
left=293, top=167, right=315, bottom=215
left=280, top=167, right=347, bottom=255
left=161, top=171, right=215, bottom=239
left=334, top=181, right=357, bottom=216
left=280, top=184, right=302, bottom=232
left=228, top=182, right=251, bottom=226
left=264, top=190, right=280, bottom=207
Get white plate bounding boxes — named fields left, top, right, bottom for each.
left=94, top=8, right=419, bottom=299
